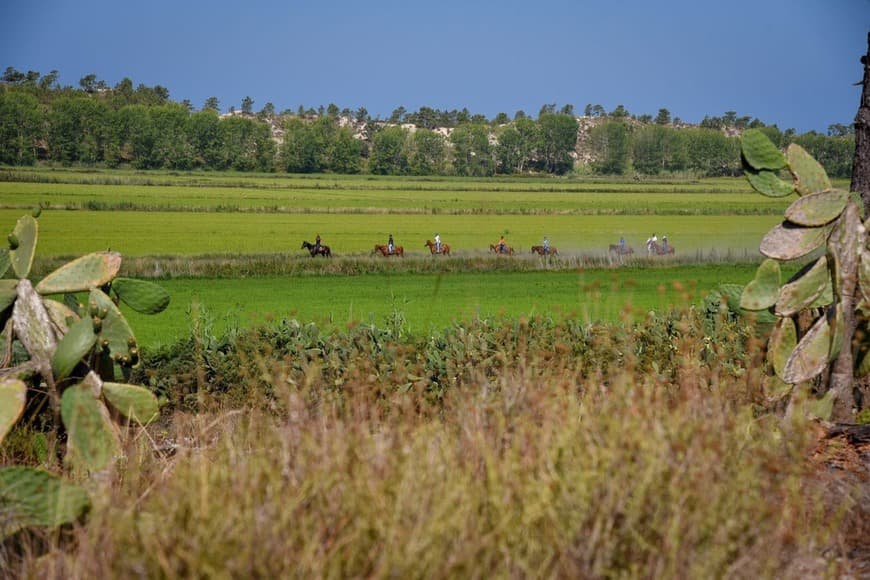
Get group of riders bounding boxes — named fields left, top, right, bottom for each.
left=307, top=232, right=671, bottom=257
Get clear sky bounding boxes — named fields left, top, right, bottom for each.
left=3, top=0, right=868, bottom=133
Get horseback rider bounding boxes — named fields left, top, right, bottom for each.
left=388, top=234, right=394, bottom=254
left=646, top=233, right=657, bottom=255
left=498, top=235, right=506, bottom=254
left=543, top=236, right=550, bottom=255
left=434, top=233, right=441, bottom=253
left=315, top=233, right=322, bottom=254
left=619, top=236, right=626, bottom=253
left=662, top=235, right=668, bottom=252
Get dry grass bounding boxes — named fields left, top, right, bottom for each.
left=1, top=311, right=864, bottom=578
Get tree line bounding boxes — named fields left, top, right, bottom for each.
left=0, top=68, right=856, bottom=178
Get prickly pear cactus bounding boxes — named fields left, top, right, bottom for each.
left=740, top=130, right=868, bottom=421
left=0, top=211, right=169, bottom=536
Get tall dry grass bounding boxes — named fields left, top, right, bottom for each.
left=0, top=311, right=854, bottom=578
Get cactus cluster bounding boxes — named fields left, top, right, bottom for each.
left=0, top=211, right=169, bottom=538
left=740, top=130, right=868, bottom=417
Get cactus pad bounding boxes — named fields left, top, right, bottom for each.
left=111, top=277, right=170, bottom=314
left=787, top=143, right=832, bottom=195
left=0, top=248, right=10, bottom=278
left=784, top=189, right=849, bottom=227
left=741, top=129, right=787, bottom=171
left=9, top=215, right=37, bottom=279
left=102, top=382, right=159, bottom=424
left=740, top=259, right=780, bottom=311
left=775, top=256, right=830, bottom=316
left=12, top=279, right=57, bottom=365
left=759, top=222, right=830, bottom=261
left=60, top=378, right=120, bottom=472
left=36, top=251, right=122, bottom=295
left=51, top=317, right=97, bottom=381
left=89, top=288, right=136, bottom=361
left=782, top=313, right=832, bottom=384
left=768, top=317, right=797, bottom=381
left=0, top=280, right=17, bottom=313
left=745, top=169, right=794, bottom=198
left=0, top=467, right=90, bottom=539
left=43, top=298, right=79, bottom=336
left=0, top=379, right=26, bottom=445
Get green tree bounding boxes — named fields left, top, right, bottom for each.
left=389, top=106, right=406, bottom=123
left=0, top=91, right=42, bottom=165
left=328, top=127, right=362, bottom=174
left=281, top=117, right=322, bottom=173
left=149, top=103, right=194, bottom=169
left=589, top=120, right=631, bottom=174
left=112, top=105, right=156, bottom=168
left=493, top=112, right=510, bottom=126
left=632, top=125, right=687, bottom=175
left=655, top=108, right=671, bottom=125
left=409, top=129, right=447, bottom=175
left=220, top=115, right=275, bottom=171
left=259, top=102, right=276, bottom=119
left=241, top=96, right=254, bottom=115
left=537, top=113, right=578, bottom=174
left=202, top=97, right=220, bottom=112
left=495, top=117, right=538, bottom=174
left=48, top=96, right=111, bottom=164
left=187, top=109, right=224, bottom=168
left=610, top=104, right=629, bottom=118
left=369, top=126, right=410, bottom=175
left=683, top=128, right=740, bottom=176
left=450, top=124, right=493, bottom=177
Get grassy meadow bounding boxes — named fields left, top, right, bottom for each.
left=119, top=263, right=764, bottom=348
left=3, top=168, right=867, bottom=577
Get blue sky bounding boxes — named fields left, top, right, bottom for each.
left=3, top=0, right=868, bottom=133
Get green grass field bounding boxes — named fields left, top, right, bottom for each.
left=0, top=169, right=788, bottom=348
left=1, top=209, right=779, bottom=257
left=121, top=263, right=763, bottom=348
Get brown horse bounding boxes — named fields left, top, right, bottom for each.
left=531, top=245, right=558, bottom=256
left=489, top=243, right=514, bottom=255
left=649, top=241, right=675, bottom=255
left=301, top=240, right=332, bottom=257
left=373, top=244, right=404, bottom=257
left=424, top=240, right=450, bottom=256
left=608, top=244, right=634, bottom=255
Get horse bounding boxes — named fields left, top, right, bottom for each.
left=531, top=245, right=558, bottom=256
left=608, top=244, right=634, bottom=255
left=301, top=240, right=331, bottom=257
left=373, top=243, right=404, bottom=257
left=424, top=240, right=450, bottom=256
left=489, top=243, right=514, bottom=255
left=649, top=241, right=675, bottom=255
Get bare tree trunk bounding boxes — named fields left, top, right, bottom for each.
left=850, top=32, right=870, bottom=417
left=852, top=32, right=870, bottom=210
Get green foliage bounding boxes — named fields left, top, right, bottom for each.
left=450, top=124, right=494, bottom=177
left=589, top=120, right=631, bottom=175
left=537, top=113, right=578, bottom=174
left=369, top=126, right=410, bottom=175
